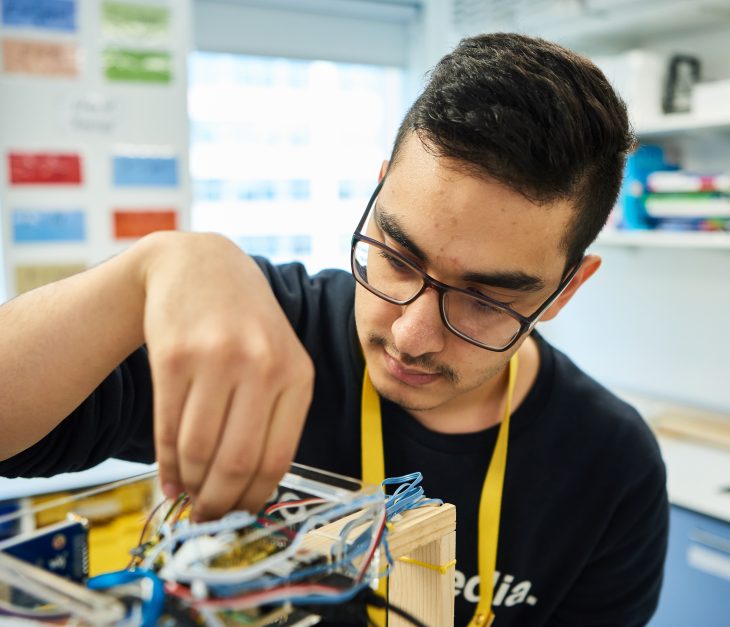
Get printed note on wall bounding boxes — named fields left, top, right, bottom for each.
left=1, top=0, right=77, bottom=31
left=67, top=94, right=119, bottom=134
left=103, top=48, right=171, bottom=83
left=112, top=154, right=177, bottom=186
left=12, top=210, right=86, bottom=243
left=15, top=263, right=86, bottom=294
left=113, top=209, right=177, bottom=239
left=8, top=152, right=83, bottom=185
left=102, top=1, right=170, bottom=43
left=2, top=38, right=77, bottom=76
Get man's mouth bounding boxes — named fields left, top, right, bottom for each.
left=382, top=349, right=442, bottom=386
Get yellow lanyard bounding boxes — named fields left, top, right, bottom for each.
left=361, top=355, right=518, bottom=627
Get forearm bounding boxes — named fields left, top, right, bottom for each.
left=0, top=234, right=159, bottom=460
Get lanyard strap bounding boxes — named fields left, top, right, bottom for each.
left=361, top=355, right=518, bottom=627
left=361, top=367, right=388, bottom=626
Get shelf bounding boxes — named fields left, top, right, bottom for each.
left=460, top=0, right=730, bottom=55
left=635, top=112, right=730, bottom=138
left=595, top=229, right=730, bottom=249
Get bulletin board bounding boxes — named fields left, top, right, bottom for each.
left=0, top=0, right=192, bottom=300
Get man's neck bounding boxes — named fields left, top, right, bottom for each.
left=408, top=335, right=541, bottom=434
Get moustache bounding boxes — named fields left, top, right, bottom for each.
left=368, top=333, right=459, bottom=383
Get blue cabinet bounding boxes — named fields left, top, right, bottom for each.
left=650, top=505, right=730, bottom=626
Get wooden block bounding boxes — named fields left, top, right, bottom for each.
left=303, top=503, right=456, bottom=626
left=390, top=529, right=456, bottom=627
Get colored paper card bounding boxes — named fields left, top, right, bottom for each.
left=103, top=48, right=171, bottom=83
left=102, top=1, right=170, bottom=42
left=112, top=155, right=177, bottom=186
left=113, top=209, right=177, bottom=238
left=2, top=0, right=76, bottom=31
left=2, top=38, right=77, bottom=76
left=12, top=210, right=86, bottom=243
left=8, top=152, right=82, bottom=185
left=15, top=263, right=86, bottom=294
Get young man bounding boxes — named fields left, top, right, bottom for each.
left=0, top=34, right=666, bottom=625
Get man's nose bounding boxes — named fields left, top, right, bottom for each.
left=391, top=287, right=446, bottom=357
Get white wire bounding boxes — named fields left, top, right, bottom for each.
left=160, top=493, right=384, bottom=586
left=142, top=511, right=255, bottom=570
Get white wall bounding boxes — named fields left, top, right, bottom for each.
left=542, top=246, right=730, bottom=412
left=193, top=0, right=415, bottom=66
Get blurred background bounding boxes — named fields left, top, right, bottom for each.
left=0, top=1, right=729, bottom=623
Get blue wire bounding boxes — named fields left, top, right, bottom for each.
left=93, top=473, right=440, bottom=611
left=208, top=540, right=372, bottom=597
left=211, top=473, right=440, bottom=604
left=381, top=472, right=442, bottom=521
left=208, top=474, right=440, bottom=600
left=87, top=568, right=165, bottom=627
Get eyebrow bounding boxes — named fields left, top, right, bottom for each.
left=374, top=204, right=546, bottom=293
left=375, top=205, right=430, bottom=262
left=462, top=269, right=545, bottom=293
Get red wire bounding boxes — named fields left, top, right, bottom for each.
left=161, top=502, right=388, bottom=610
left=170, top=496, right=191, bottom=526
left=125, top=497, right=168, bottom=569
left=165, top=580, right=342, bottom=609
left=356, top=510, right=387, bottom=582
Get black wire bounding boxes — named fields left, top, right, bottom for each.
left=384, top=603, right=429, bottom=627
left=364, top=588, right=429, bottom=627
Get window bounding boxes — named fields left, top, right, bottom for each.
left=189, top=52, right=404, bottom=272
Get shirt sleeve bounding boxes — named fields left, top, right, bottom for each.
left=548, top=452, right=669, bottom=627
left=0, top=346, right=155, bottom=478
left=251, top=256, right=356, bottom=360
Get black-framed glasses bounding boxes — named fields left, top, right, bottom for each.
left=350, top=181, right=584, bottom=352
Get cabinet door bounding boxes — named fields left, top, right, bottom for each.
left=649, top=505, right=730, bottom=626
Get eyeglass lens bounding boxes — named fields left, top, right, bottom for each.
left=352, top=239, right=522, bottom=349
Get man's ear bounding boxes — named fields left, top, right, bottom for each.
left=538, top=254, right=601, bottom=322
left=378, top=160, right=389, bottom=183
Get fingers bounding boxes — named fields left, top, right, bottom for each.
left=188, top=380, right=274, bottom=521
left=187, top=352, right=314, bottom=521
left=233, top=373, right=313, bottom=512
left=175, top=372, right=234, bottom=500
left=151, top=356, right=190, bottom=500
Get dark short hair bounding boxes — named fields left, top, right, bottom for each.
left=390, top=32, right=636, bottom=270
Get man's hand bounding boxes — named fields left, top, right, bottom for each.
left=140, top=232, right=314, bottom=520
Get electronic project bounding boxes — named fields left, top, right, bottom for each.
left=0, top=464, right=440, bottom=626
